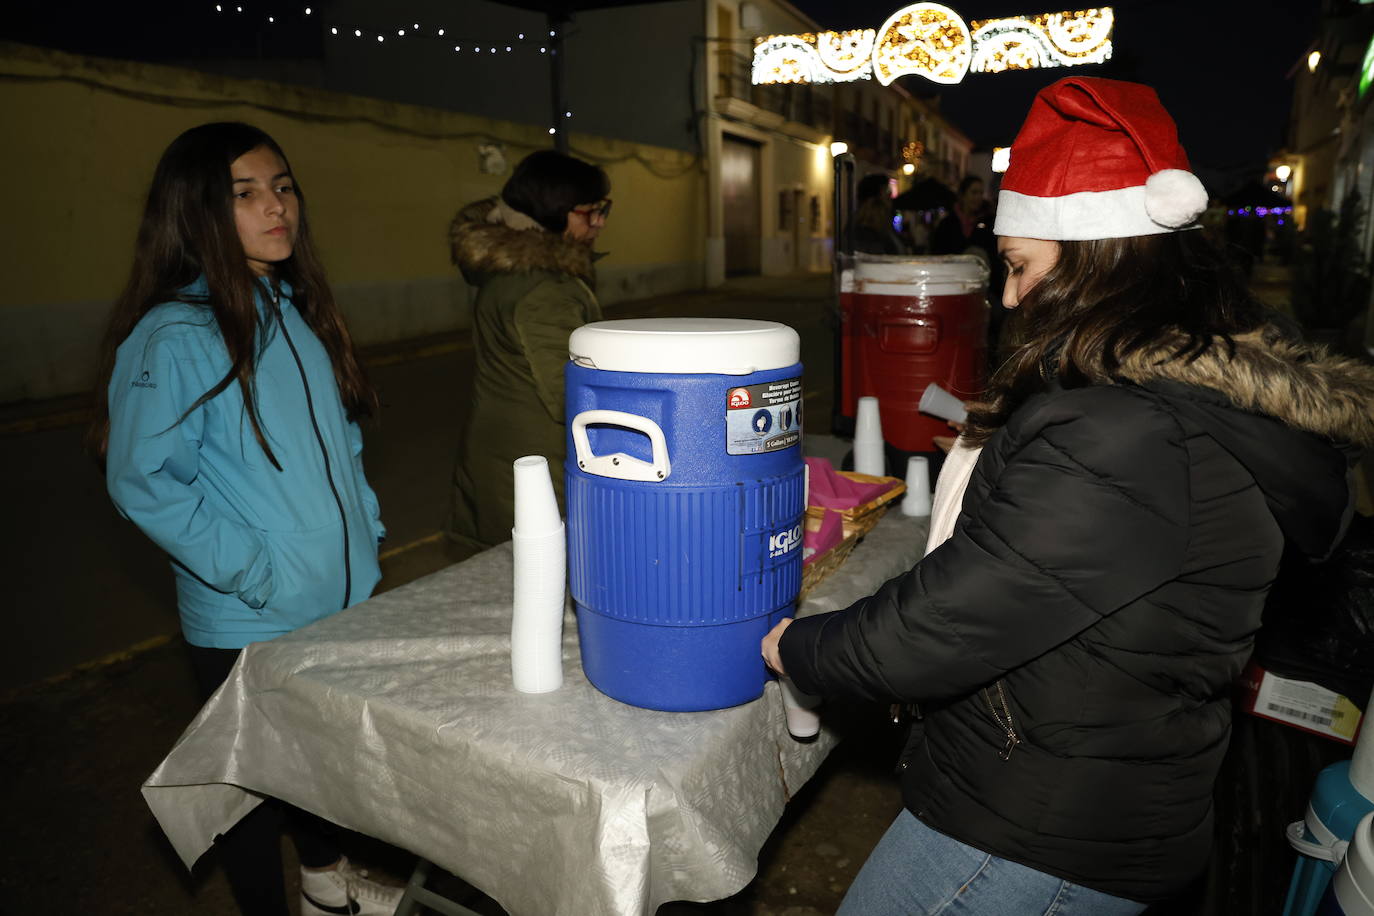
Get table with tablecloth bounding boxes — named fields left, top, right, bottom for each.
left=143, top=512, right=927, bottom=916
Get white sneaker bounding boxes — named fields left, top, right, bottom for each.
left=300, top=856, right=404, bottom=916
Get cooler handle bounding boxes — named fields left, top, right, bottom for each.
left=570, top=410, right=672, bottom=482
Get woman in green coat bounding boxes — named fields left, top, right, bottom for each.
left=444, top=151, right=611, bottom=550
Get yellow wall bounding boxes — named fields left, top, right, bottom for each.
left=0, top=42, right=705, bottom=402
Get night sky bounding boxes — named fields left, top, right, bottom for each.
left=786, top=0, right=1319, bottom=194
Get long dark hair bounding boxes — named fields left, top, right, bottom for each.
left=965, top=231, right=1267, bottom=443
left=501, top=149, right=610, bottom=233
left=88, top=122, right=376, bottom=467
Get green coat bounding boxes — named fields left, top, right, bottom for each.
left=445, top=197, right=603, bottom=550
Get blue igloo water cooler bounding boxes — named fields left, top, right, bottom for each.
left=565, top=318, right=804, bottom=711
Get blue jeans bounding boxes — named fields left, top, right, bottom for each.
left=837, top=810, right=1148, bottom=916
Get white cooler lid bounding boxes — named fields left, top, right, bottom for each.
left=569, top=318, right=799, bottom=375
left=854, top=254, right=989, bottom=297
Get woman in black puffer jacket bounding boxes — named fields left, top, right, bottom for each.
left=763, top=77, right=1374, bottom=915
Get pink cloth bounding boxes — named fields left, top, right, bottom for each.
left=802, top=509, right=843, bottom=566
left=804, top=457, right=897, bottom=510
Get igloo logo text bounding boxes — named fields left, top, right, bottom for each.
left=768, top=524, right=802, bottom=557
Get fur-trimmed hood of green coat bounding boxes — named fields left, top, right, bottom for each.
left=449, top=196, right=596, bottom=288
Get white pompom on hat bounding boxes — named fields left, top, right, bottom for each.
left=994, top=77, right=1208, bottom=241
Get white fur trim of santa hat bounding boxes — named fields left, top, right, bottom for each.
left=996, top=178, right=1206, bottom=241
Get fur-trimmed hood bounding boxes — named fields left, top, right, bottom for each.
left=1115, top=326, right=1372, bottom=558
left=1116, top=326, right=1374, bottom=449
left=449, top=196, right=595, bottom=287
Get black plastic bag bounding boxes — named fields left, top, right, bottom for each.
left=1255, top=513, right=1374, bottom=708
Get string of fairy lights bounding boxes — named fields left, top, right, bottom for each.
left=210, top=4, right=562, bottom=57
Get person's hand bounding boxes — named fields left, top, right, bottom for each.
left=762, top=618, right=792, bottom=676
left=933, top=418, right=966, bottom=454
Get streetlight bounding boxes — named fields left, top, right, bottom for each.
left=1276, top=164, right=1292, bottom=183
left=829, top=141, right=849, bottom=157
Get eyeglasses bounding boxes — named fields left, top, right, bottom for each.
left=572, top=199, right=613, bottom=221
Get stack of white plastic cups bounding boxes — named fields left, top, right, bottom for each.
left=510, top=456, right=566, bottom=694
left=853, top=396, right=885, bottom=477
left=1336, top=722, right=1374, bottom=913
left=902, top=456, right=932, bottom=517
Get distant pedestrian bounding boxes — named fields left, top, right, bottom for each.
left=763, top=77, right=1373, bottom=914
left=89, top=122, right=402, bottom=916
left=851, top=173, right=910, bottom=255
left=930, top=175, right=996, bottom=261
left=444, top=149, right=610, bottom=550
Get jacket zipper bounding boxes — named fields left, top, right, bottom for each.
left=274, top=296, right=352, bottom=611
left=982, top=681, right=1021, bottom=760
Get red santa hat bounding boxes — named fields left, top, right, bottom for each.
left=994, top=77, right=1208, bottom=241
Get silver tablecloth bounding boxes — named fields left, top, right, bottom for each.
left=143, top=513, right=926, bottom=916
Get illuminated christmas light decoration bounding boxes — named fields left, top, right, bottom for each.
left=751, top=35, right=825, bottom=84
left=1360, top=35, right=1374, bottom=99
left=969, top=7, right=1112, bottom=73
left=873, top=3, right=971, bottom=86
left=816, top=29, right=877, bottom=79
left=753, top=5, right=1113, bottom=85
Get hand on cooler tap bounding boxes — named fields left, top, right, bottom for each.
left=761, top=617, right=792, bottom=677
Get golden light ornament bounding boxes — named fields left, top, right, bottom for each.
left=751, top=35, right=823, bottom=85
left=816, top=29, right=878, bottom=78
left=969, top=7, right=1112, bottom=74
left=873, top=3, right=972, bottom=86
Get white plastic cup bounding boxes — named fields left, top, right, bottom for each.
left=919, top=383, right=969, bottom=425
left=853, top=397, right=885, bottom=477
left=1333, top=812, right=1374, bottom=915
left=901, top=455, right=932, bottom=517
left=1353, top=684, right=1374, bottom=802
left=510, top=526, right=566, bottom=694
left=779, top=677, right=822, bottom=739
left=513, top=455, right=561, bottom=538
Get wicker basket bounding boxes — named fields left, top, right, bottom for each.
left=799, top=531, right=858, bottom=600
left=805, top=471, right=906, bottom=541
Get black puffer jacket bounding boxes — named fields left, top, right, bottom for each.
left=780, top=328, right=1374, bottom=902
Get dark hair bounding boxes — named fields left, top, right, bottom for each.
left=965, top=231, right=1267, bottom=444
left=957, top=175, right=984, bottom=195
left=88, top=122, right=376, bottom=467
left=501, top=150, right=610, bottom=233
left=857, top=173, right=891, bottom=203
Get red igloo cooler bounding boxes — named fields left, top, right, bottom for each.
left=838, top=254, right=989, bottom=452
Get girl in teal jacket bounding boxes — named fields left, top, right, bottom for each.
left=90, top=123, right=401, bottom=916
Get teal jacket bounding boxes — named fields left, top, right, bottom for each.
left=106, top=277, right=384, bottom=648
